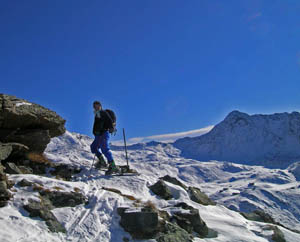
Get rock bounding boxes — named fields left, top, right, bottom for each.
left=271, top=226, right=286, bottom=242
left=5, top=129, right=51, bottom=152
left=0, top=94, right=66, bottom=153
left=188, top=187, right=216, bottom=206
left=7, top=142, right=29, bottom=158
left=156, top=222, right=193, bottom=242
left=119, top=208, right=159, bottom=239
left=18, top=166, right=33, bottom=174
left=173, top=208, right=209, bottom=238
left=5, top=162, right=22, bottom=174
left=24, top=199, right=66, bottom=233
left=149, top=180, right=173, bottom=200
left=17, top=179, right=33, bottom=187
left=39, top=190, right=87, bottom=208
left=241, top=210, right=276, bottom=224
left=50, top=164, right=82, bottom=181
left=160, top=175, right=187, bottom=190
left=174, top=202, right=195, bottom=211
left=288, top=162, right=300, bottom=181
left=0, top=143, right=12, bottom=161
left=0, top=163, right=10, bottom=207
left=23, top=185, right=87, bottom=234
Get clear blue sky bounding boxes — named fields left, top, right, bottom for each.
left=1, top=0, right=300, bottom=142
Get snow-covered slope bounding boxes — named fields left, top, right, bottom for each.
left=174, top=111, right=300, bottom=168
left=1, top=131, right=300, bottom=241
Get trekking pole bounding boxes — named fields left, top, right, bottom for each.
left=89, top=154, right=96, bottom=175
left=123, top=128, right=129, bottom=168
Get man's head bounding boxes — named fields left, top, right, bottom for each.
left=93, top=101, right=102, bottom=111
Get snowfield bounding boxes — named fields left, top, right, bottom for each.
left=1, top=131, right=300, bottom=241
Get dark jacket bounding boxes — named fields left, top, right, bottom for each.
left=93, top=110, right=110, bottom=135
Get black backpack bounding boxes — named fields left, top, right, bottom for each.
left=104, top=109, right=117, bottom=134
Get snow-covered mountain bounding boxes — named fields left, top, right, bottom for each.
left=174, top=111, right=300, bottom=168
left=2, top=131, right=300, bottom=241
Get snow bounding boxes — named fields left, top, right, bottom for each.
left=15, top=102, right=32, bottom=107
left=1, top=130, right=300, bottom=241
left=174, top=111, right=300, bottom=168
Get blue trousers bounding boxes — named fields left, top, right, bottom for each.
left=90, top=131, right=114, bottom=162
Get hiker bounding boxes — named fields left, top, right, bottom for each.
left=90, top=101, right=119, bottom=174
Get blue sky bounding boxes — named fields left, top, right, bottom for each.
left=1, top=0, right=300, bottom=142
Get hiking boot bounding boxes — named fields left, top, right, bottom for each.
left=105, top=161, right=120, bottom=175
left=95, top=154, right=107, bottom=169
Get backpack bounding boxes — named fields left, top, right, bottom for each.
left=104, top=109, right=117, bottom=134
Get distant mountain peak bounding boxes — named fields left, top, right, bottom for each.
left=174, top=110, right=300, bottom=168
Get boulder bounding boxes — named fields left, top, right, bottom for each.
left=156, top=222, right=193, bottom=242
left=5, top=162, right=22, bottom=174
left=160, top=175, right=187, bottom=190
left=0, top=94, right=66, bottom=153
left=119, top=208, right=159, bottom=239
left=173, top=208, right=209, bottom=238
left=39, top=190, right=87, bottom=208
left=50, top=164, right=82, bottom=181
left=24, top=199, right=66, bottom=233
left=241, top=210, right=276, bottom=224
left=188, top=187, right=216, bottom=206
left=8, top=142, right=29, bottom=157
left=17, top=179, right=33, bottom=187
left=0, top=163, right=11, bottom=207
left=149, top=180, right=173, bottom=200
left=0, top=143, right=12, bottom=161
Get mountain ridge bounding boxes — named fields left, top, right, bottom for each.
left=174, top=110, right=300, bottom=168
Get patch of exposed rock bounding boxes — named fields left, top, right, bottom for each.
left=149, top=180, right=173, bottom=200
left=159, top=176, right=216, bottom=206
left=23, top=188, right=87, bottom=233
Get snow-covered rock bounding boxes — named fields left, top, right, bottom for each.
left=174, top=111, right=300, bottom=168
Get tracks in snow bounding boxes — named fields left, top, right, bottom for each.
left=65, top=179, right=121, bottom=242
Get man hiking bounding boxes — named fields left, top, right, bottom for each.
left=90, top=101, right=119, bottom=174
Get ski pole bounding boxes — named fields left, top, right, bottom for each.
left=123, top=128, right=129, bottom=167
left=89, top=154, right=96, bottom=175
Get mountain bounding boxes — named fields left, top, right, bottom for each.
left=1, top=95, right=300, bottom=242
left=1, top=131, right=300, bottom=241
left=174, top=111, right=300, bottom=168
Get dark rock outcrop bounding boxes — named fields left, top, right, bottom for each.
left=149, top=180, right=173, bottom=200
left=24, top=199, right=66, bottom=233
left=5, top=162, right=23, bottom=174
left=39, top=190, right=87, bottom=208
left=23, top=189, right=87, bottom=233
left=156, top=222, right=193, bottom=242
left=0, top=146, right=12, bottom=207
left=172, top=208, right=208, bottom=238
left=188, top=187, right=216, bottom=206
left=0, top=94, right=66, bottom=153
left=160, top=175, right=187, bottom=190
left=0, top=143, right=13, bottom=161
left=118, top=207, right=159, bottom=239
left=0, top=163, right=11, bottom=207
left=17, top=179, right=33, bottom=187
left=241, top=210, right=277, bottom=224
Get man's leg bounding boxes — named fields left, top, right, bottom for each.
left=99, top=131, right=114, bottom=162
left=90, top=135, right=107, bottom=168
left=100, top=131, right=119, bottom=174
left=90, top=135, right=101, bottom=156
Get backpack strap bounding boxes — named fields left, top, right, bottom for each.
left=104, top=110, right=113, bottom=123
left=104, top=110, right=117, bottom=135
